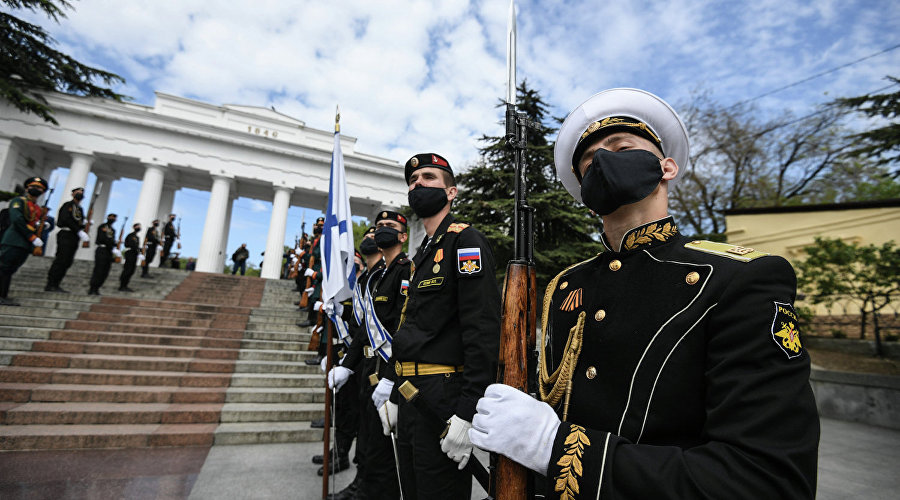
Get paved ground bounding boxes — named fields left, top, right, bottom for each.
left=1, top=417, right=897, bottom=499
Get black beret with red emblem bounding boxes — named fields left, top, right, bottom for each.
left=375, top=210, right=407, bottom=229
left=404, top=153, right=453, bottom=183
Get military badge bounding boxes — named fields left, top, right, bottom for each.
left=560, top=288, right=583, bottom=312
left=771, top=302, right=803, bottom=359
left=434, top=248, right=443, bottom=262
left=400, top=280, right=409, bottom=296
left=457, top=247, right=482, bottom=274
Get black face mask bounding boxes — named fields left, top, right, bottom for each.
left=313, top=226, right=323, bottom=235
left=408, top=186, right=448, bottom=218
left=107, top=219, right=116, bottom=225
left=374, top=226, right=403, bottom=249
left=73, top=193, right=84, bottom=201
left=153, top=222, right=159, bottom=227
left=359, top=237, right=380, bottom=255
left=580, top=149, right=664, bottom=216
left=27, top=188, right=43, bottom=197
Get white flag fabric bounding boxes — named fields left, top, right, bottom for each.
left=321, top=126, right=357, bottom=308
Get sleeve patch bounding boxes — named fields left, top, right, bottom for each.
left=771, top=302, right=803, bottom=359
left=457, top=247, right=482, bottom=275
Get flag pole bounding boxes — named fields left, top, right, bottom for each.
left=321, top=105, right=341, bottom=499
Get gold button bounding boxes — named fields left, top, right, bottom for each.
left=560, top=281, right=568, bottom=290
left=586, top=366, right=597, bottom=379
left=686, top=272, right=700, bottom=285
left=609, top=260, right=622, bottom=271
left=594, top=309, right=606, bottom=321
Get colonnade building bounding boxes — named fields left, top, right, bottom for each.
left=0, top=92, right=409, bottom=278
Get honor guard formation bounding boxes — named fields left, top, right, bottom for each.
left=297, top=88, right=818, bottom=500
left=0, top=178, right=183, bottom=301
left=0, top=87, right=820, bottom=500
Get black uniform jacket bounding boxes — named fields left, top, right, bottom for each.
left=95, top=222, right=116, bottom=248
left=390, top=214, right=501, bottom=421
left=145, top=226, right=160, bottom=247
left=540, top=216, right=819, bottom=499
left=124, top=231, right=140, bottom=254
left=164, top=221, right=177, bottom=240
left=57, top=200, right=85, bottom=232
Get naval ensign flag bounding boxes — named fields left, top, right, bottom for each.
left=321, top=108, right=357, bottom=322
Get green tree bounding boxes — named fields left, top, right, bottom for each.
left=454, top=81, right=600, bottom=292
left=794, top=237, right=900, bottom=357
left=671, top=91, right=848, bottom=237
left=833, top=76, right=900, bottom=176
left=1, top=0, right=126, bottom=124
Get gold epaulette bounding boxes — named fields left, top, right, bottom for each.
left=684, top=240, right=769, bottom=262
left=447, top=223, right=469, bottom=233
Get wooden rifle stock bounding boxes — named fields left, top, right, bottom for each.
left=81, top=184, right=101, bottom=248
left=299, top=254, right=316, bottom=308
left=496, top=261, right=536, bottom=499
left=31, top=187, right=54, bottom=257
left=306, top=301, right=324, bottom=351
left=114, top=217, right=127, bottom=264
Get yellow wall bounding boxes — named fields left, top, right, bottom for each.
left=725, top=205, right=900, bottom=318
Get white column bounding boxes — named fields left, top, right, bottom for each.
left=63, top=152, right=93, bottom=195
left=261, top=186, right=292, bottom=279
left=132, top=162, right=166, bottom=234
left=216, top=195, right=234, bottom=272
left=75, top=173, right=115, bottom=261
left=196, top=175, right=233, bottom=273
left=0, top=137, right=19, bottom=192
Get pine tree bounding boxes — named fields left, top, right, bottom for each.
left=455, top=81, right=600, bottom=292
left=1, top=0, right=126, bottom=125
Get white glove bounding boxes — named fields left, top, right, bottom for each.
left=304, top=268, right=315, bottom=277
left=319, top=356, right=328, bottom=372
left=469, top=384, right=560, bottom=476
left=113, top=248, right=123, bottom=258
left=32, top=237, right=43, bottom=248
left=304, top=287, right=314, bottom=295
left=371, top=378, right=394, bottom=410
left=328, top=366, right=353, bottom=391
left=138, top=254, right=145, bottom=263
left=313, top=300, right=323, bottom=312
left=379, top=401, right=398, bottom=436
left=441, top=415, right=473, bottom=469
left=77, top=230, right=90, bottom=242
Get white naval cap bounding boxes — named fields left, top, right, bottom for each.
left=554, top=88, right=690, bottom=204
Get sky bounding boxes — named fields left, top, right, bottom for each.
left=19, top=0, right=900, bottom=265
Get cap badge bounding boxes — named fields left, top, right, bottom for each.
left=410, top=157, right=419, bottom=167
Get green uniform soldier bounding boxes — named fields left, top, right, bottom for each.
left=0, top=177, right=48, bottom=305
left=469, top=88, right=819, bottom=499
left=45, top=187, right=90, bottom=292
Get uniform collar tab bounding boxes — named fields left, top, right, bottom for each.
left=602, top=216, right=679, bottom=253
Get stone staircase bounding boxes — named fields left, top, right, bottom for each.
left=0, top=257, right=324, bottom=451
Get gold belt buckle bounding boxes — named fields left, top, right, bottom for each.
left=394, top=361, right=404, bottom=376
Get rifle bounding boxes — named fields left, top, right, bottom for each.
left=289, top=233, right=308, bottom=279
left=299, top=253, right=316, bottom=309
left=81, top=181, right=102, bottom=248
left=306, top=300, right=324, bottom=351
left=176, top=217, right=182, bottom=249
left=114, top=216, right=128, bottom=263
left=31, top=178, right=56, bottom=256
left=494, top=2, right=538, bottom=498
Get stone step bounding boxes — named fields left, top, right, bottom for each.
left=219, top=402, right=321, bottom=422
left=237, top=349, right=315, bottom=363
left=2, top=351, right=237, bottom=373
left=0, top=423, right=218, bottom=450
left=27, top=340, right=239, bottom=361
left=0, top=383, right=226, bottom=404
left=245, top=322, right=308, bottom=333
left=228, top=374, right=324, bottom=389
left=213, top=421, right=320, bottom=445
left=232, top=359, right=319, bottom=375
left=0, top=366, right=232, bottom=387
left=47, top=329, right=243, bottom=350
left=59, top=320, right=246, bottom=338
left=0, top=326, right=53, bottom=341
left=0, top=315, right=68, bottom=329
left=240, top=330, right=311, bottom=343
left=86, top=304, right=248, bottom=322
left=1, top=402, right=223, bottom=425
